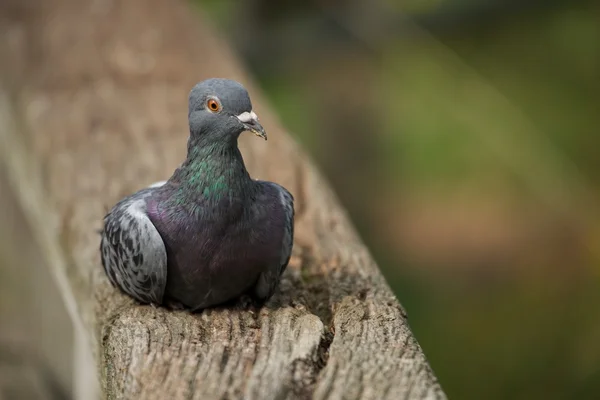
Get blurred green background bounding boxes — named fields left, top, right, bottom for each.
left=200, top=0, right=600, bottom=398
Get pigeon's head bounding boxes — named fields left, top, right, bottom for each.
left=188, top=78, right=266, bottom=142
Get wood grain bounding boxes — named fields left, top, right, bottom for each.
left=0, top=0, right=445, bottom=398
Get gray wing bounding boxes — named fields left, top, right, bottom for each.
left=253, top=182, right=295, bottom=300
left=100, top=188, right=167, bottom=305
left=276, top=185, right=294, bottom=274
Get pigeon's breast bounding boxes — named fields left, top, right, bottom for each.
left=147, top=196, right=284, bottom=309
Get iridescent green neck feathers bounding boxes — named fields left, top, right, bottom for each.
left=171, top=140, right=252, bottom=205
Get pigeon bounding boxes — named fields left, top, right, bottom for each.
left=100, top=78, right=294, bottom=310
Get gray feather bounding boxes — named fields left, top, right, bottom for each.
left=253, top=182, right=294, bottom=300
left=275, top=184, right=294, bottom=273
left=100, top=188, right=167, bottom=304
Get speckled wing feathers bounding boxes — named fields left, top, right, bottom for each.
left=100, top=189, right=167, bottom=304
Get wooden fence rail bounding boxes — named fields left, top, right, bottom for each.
left=0, top=0, right=445, bottom=398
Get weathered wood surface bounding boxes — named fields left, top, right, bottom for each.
left=0, top=166, right=73, bottom=399
left=0, top=340, right=67, bottom=400
left=0, top=0, right=445, bottom=399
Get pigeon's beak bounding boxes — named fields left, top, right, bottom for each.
left=236, top=111, right=267, bottom=140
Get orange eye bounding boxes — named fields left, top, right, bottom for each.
left=207, top=98, right=221, bottom=112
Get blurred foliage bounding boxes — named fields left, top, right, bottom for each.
left=198, top=0, right=600, bottom=398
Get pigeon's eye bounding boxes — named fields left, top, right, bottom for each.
left=207, top=98, right=221, bottom=113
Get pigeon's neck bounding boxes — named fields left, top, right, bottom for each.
left=170, top=138, right=253, bottom=204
